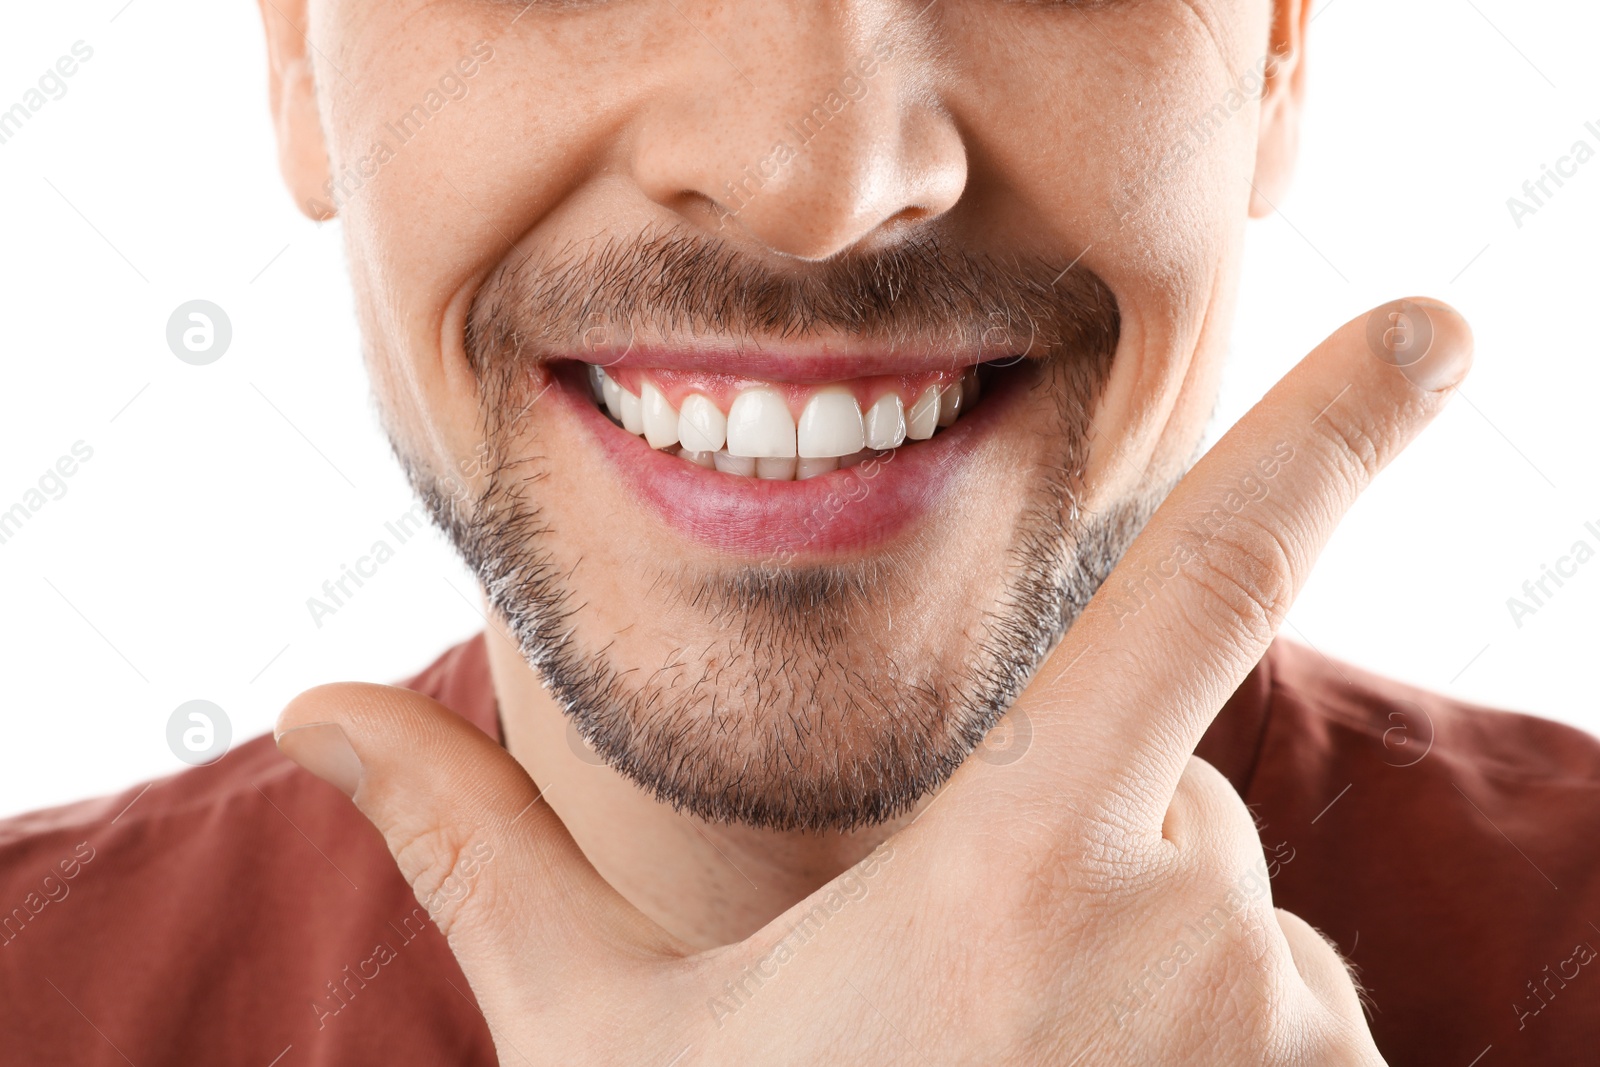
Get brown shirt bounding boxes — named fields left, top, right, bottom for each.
left=2, top=636, right=1597, bottom=1065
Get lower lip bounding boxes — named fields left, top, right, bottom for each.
left=552, top=362, right=1023, bottom=558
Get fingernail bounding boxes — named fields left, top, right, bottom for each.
left=1364, top=297, right=1474, bottom=392
left=276, top=722, right=362, bottom=798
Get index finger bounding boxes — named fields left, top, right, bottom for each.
left=962, top=298, right=1473, bottom=836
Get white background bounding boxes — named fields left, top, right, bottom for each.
left=0, top=0, right=1594, bottom=817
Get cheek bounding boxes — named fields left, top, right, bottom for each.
left=316, top=2, right=668, bottom=471
left=944, top=0, right=1265, bottom=503
left=950, top=1, right=1261, bottom=294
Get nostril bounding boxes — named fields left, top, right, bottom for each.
left=890, top=204, right=935, bottom=225
left=667, top=190, right=736, bottom=232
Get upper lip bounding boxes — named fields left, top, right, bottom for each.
left=574, top=338, right=1007, bottom=383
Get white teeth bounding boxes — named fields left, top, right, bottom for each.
left=906, top=386, right=940, bottom=440
left=863, top=394, right=907, bottom=450
left=677, top=393, right=727, bottom=453
left=936, top=383, right=963, bottom=428
left=726, top=388, right=796, bottom=458
left=797, top=390, right=865, bottom=458
left=756, top=456, right=798, bottom=480
left=641, top=381, right=680, bottom=449
left=680, top=449, right=716, bottom=469
left=601, top=371, right=623, bottom=422
left=594, top=368, right=985, bottom=476
left=712, top=450, right=756, bottom=477
left=797, top=456, right=839, bottom=479
left=619, top=387, right=644, bottom=435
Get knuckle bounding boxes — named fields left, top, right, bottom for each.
left=1069, top=820, right=1166, bottom=896
left=1182, top=519, right=1296, bottom=643
left=1170, top=757, right=1256, bottom=838
left=1167, top=795, right=1273, bottom=906
left=1309, top=405, right=1385, bottom=496
left=389, top=823, right=479, bottom=935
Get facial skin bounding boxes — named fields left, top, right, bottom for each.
left=260, top=0, right=1307, bottom=946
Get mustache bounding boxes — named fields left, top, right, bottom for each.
left=464, top=229, right=1121, bottom=375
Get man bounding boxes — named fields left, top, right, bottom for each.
left=2, top=0, right=1595, bottom=1063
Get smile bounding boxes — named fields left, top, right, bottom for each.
left=554, top=354, right=1024, bottom=557
left=585, top=364, right=983, bottom=480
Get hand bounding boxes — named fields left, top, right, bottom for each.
left=277, top=298, right=1471, bottom=1065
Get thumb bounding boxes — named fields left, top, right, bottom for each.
left=274, top=683, right=682, bottom=990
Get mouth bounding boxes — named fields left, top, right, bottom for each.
left=586, top=362, right=983, bottom=479
left=552, top=352, right=1027, bottom=558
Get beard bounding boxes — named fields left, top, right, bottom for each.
left=396, top=231, right=1157, bottom=832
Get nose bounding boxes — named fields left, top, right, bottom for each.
left=630, top=4, right=967, bottom=261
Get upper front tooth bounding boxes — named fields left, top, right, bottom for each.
left=906, top=386, right=940, bottom=440
left=864, top=394, right=907, bottom=450
left=936, top=383, right=962, bottom=428
left=725, top=388, right=796, bottom=458
left=641, top=381, right=680, bottom=448
left=678, top=393, right=727, bottom=453
left=601, top=369, right=623, bottom=422
left=798, top=390, right=864, bottom=458
left=619, top=387, right=644, bottom=435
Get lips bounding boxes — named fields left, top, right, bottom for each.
left=554, top=356, right=1018, bottom=558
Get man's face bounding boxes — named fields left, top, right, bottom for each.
left=263, top=0, right=1303, bottom=831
